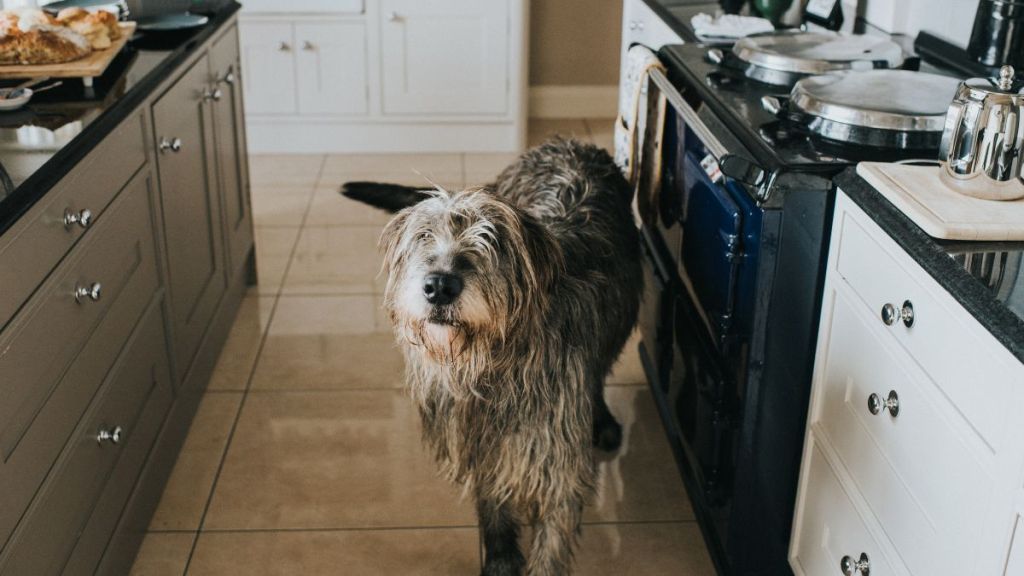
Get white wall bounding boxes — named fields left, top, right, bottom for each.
left=862, top=0, right=980, bottom=46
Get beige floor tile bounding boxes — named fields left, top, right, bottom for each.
left=463, top=152, right=519, bottom=187
left=322, top=153, right=462, bottom=177
left=249, top=155, right=324, bottom=187
left=250, top=295, right=402, bottom=391
left=188, top=528, right=480, bottom=575
left=585, top=117, right=616, bottom=153
left=528, top=118, right=591, bottom=147
left=607, top=330, right=645, bottom=386
left=305, top=186, right=395, bottom=227
left=585, top=387, right=694, bottom=524
left=281, top=226, right=386, bottom=295
left=251, top=187, right=313, bottom=228
left=573, top=522, right=715, bottom=575
left=129, top=532, right=194, bottom=576
left=203, top=390, right=476, bottom=530
left=252, top=227, right=301, bottom=296
left=149, top=394, right=244, bottom=530
left=207, top=297, right=276, bottom=391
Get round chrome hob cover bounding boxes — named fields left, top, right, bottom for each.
left=734, top=31, right=905, bottom=74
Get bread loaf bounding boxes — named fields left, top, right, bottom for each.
left=0, top=9, right=94, bottom=65
left=57, top=8, right=120, bottom=50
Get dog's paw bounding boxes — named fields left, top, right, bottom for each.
left=593, top=417, right=623, bottom=452
left=481, top=553, right=526, bottom=576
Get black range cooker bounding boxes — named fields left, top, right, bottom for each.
left=636, top=36, right=964, bottom=576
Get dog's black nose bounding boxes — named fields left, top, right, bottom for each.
left=423, top=273, right=463, bottom=305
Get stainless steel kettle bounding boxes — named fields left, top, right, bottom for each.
left=939, top=65, right=1024, bottom=200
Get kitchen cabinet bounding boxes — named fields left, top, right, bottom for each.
left=790, top=189, right=1024, bottom=575
left=152, top=53, right=228, bottom=379
left=210, top=25, right=255, bottom=276
left=379, top=0, right=509, bottom=115
left=239, top=0, right=527, bottom=153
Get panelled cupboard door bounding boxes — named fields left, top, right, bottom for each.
left=152, top=53, right=227, bottom=379
left=295, top=22, right=368, bottom=115
left=239, top=21, right=296, bottom=115
left=211, top=24, right=255, bottom=274
left=380, top=0, right=509, bottom=115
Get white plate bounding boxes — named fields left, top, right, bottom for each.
left=0, top=88, right=32, bottom=112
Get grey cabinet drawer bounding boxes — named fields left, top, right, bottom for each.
left=0, top=170, right=160, bottom=551
left=0, top=299, right=172, bottom=576
left=0, top=113, right=147, bottom=332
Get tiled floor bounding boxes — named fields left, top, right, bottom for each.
left=129, top=119, right=715, bottom=575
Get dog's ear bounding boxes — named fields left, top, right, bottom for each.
left=517, top=213, right=565, bottom=296
left=341, top=182, right=432, bottom=213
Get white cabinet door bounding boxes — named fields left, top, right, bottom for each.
left=239, top=21, right=297, bottom=115
left=380, top=0, right=509, bottom=115
left=295, top=22, right=368, bottom=116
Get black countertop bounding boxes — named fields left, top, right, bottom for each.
left=0, top=2, right=241, bottom=237
left=836, top=169, right=1024, bottom=364
left=642, top=0, right=722, bottom=43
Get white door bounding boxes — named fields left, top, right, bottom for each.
left=239, top=21, right=296, bottom=115
left=380, top=0, right=509, bottom=115
left=295, top=22, right=368, bottom=116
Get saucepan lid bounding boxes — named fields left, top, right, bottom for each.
left=734, top=31, right=905, bottom=74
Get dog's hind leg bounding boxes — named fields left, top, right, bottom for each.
left=526, top=499, right=583, bottom=576
left=479, top=498, right=525, bottom=576
left=592, top=389, right=623, bottom=452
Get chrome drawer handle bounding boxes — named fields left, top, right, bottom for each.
left=387, top=11, right=400, bottom=21
left=63, top=208, right=92, bottom=229
left=203, top=87, right=223, bottom=102
left=74, top=282, right=102, bottom=303
left=881, top=301, right=914, bottom=327
left=159, top=137, right=182, bottom=153
left=840, top=552, right=870, bottom=575
left=219, top=70, right=236, bottom=85
left=96, top=425, right=123, bottom=445
left=279, top=41, right=291, bottom=51
left=868, top=390, right=900, bottom=417
left=302, top=40, right=315, bottom=51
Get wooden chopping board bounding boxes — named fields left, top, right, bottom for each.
left=0, top=21, right=136, bottom=80
left=857, top=161, right=1024, bottom=241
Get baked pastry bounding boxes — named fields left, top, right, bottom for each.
left=57, top=7, right=120, bottom=50
left=0, top=9, right=91, bottom=65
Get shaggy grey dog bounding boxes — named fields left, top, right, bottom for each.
left=342, top=138, right=642, bottom=576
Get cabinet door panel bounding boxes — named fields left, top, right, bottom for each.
left=211, top=25, right=254, bottom=274
left=380, top=0, right=509, bottom=115
left=296, top=22, right=368, bottom=115
left=239, top=21, right=296, bottom=115
left=153, top=54, right=227, bottom=378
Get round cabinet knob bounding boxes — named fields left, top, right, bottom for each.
left=279, top=41, right=291, bottom=51
left=388, top=11, right=400, bottom=21
left=220, top=70, right=236, bottom=85
left=881, top=302, right=898, bottom=325
left=74, top=282, right=102, bottom=303
left=63, top=208, right=92, bottom=230
left=159, top=137, right=182, bottom=153
left=629, top=21, right=637, bottom=30
left=636, top=20, right=645, bottom=31
left=203, top=87, right=223, bottom=102
left=840, top=552, right=870, bottom=575
left=96, top=425, right=124, bottom=445
left=900, top=300, right=914, bottom=328
left=868, top=390, right=900, bottom=417
left=302, top=41, right=315, bottom=51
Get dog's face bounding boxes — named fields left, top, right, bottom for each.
left=380, top=188, right=560, bottom=366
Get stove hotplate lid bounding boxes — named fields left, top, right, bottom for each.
left=734, top=31, right=905, bottom=75
left=791, top=70, right=960, bottom=133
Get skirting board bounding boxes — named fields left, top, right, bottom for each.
left=245, top=121, right=525, bottom=154
left=529, top=85, right=618, bottom=119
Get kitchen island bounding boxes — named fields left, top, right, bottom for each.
left=0, top=3, right=253, bottom=574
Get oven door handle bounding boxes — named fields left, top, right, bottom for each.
left=648, top=68, right=729, bottom=161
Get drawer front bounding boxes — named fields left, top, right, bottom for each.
left=0, top=171, right=160, bottom=550
left=0, top=114, right=147, bottom=331
left=815, top=286, right=993, bottom=575
left=792, top=438, right=897, bottom=576
left=0, top=300, right=172, bottom=576
left=834, top=207, right=1014, bottom=451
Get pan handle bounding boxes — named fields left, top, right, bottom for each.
left=760, top=95, right=783, bottom=116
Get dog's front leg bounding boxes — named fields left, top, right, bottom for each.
left=525, top=499, right=582, bottom=576
left=479, top=497, right=525, bottom=576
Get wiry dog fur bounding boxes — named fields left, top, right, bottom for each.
left=342, top=138, right=642, bottom=575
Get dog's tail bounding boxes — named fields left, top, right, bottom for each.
left=341, top=181, right=433, bottom=214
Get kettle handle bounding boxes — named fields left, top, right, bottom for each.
left=938, top=98, right=966, bottom=164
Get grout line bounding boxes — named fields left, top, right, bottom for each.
left=195, top=525, right=480, bottom=534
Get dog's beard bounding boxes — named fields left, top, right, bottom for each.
left=398, top=309, right=473, bottom=368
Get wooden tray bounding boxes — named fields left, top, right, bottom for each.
left=857, top=162, right=1024, bottom=241
left=0, top=21, right=136, bottom=80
